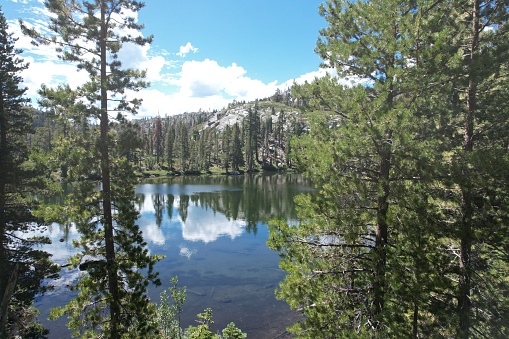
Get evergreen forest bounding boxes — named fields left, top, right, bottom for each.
left=1, top=0, right=509, bottom=338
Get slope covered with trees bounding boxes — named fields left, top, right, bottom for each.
left=30, top=94, right=306, bottom=178
left=131, top=97, right=305, bottom=176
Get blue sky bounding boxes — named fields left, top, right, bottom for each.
left=2, top=0, right=332, bottom=117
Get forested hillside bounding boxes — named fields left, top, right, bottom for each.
left=30, top=90, right=307, bottom=177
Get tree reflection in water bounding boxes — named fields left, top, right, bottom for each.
left=36, top=174, right=313, bottom=338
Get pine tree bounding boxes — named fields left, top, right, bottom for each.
left=115, top=119, right=143, bottom=164
left=153, top=116, right=164, bottom=166
left=269, top=0, right=509, bottom=337
left=0, top=8, right=58, bottom=337
left=253, top=103, right=261, bottom=162
left=268, top=0, right=453, bottom=336
left=188, top=132, right=200, bottom=172
left=261, top=117, right=272, bottom=167
left=420, top=1, right=509, bottom=336
left=198, top=128, right=211, bottom=172
left=23, top=1, right=162, bottom=337
left=212, top=129, right=219, bottom=165
left=275, top=110, right=285, bottom=148
left=175, top=121, right=190, bottom=172
left=231, top=123, right=244, bottom=172
left=243, top=106, right=259, bottom=171
left=222, top=125, right=232, bottom=174
left=165, top=122, right=175, bottom=171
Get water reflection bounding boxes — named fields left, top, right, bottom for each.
left=135, top=173, right=309, bottom=241
left=137, top=192, right=246, bottom=245
left=37, top=173, right=312, bottom=338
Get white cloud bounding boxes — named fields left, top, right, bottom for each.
left=140, top=222, right=166, bottom=245
left=117, top=42, right=166, bottom=82
left=8, top=18, right=55, bottom=60
left=281, top=67, right=371, bottom=90
left=8, top=1, right=332, bottom=118
left=177, top=42, right=198, bottom=57
left=129, top=62, right=344, bottom=117
left=281, top=68, right=334, bottom=87
left=179, top=59, right=245, bottom=97
left=178, top=59, right=279, bottom=100
left=125, top=59, right=287, bottom=117
left=129, top=88, right=232, bottom=117
left=20, top=57, right=90, bottom=98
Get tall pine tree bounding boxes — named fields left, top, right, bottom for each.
left=152, top=116, right=164, bottom=166
left=165, top=122, right=175, bottom=171
left=420, top=0, right=509, bottom=336
left=23, top=1, right=162, bottom=337
left=222, top=124, right=232, bottom=174
left=268, top=0, right=456, bottom=336
left=231, top=123, right=244, bottom=172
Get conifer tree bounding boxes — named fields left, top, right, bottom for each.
left=231, top=123, right=244, bottom=172
left=188, top=132, right=200, bottom=172
left=268, top=0, right=454, bottom=336
left=23, top=1, right=162, bottom=337
left=175, top=121, right=190, bottom=172
left=261, top=117, right=272, bottom=166
left=243, top=106, right=259, bottom=171
left=222, top=124, right=232, bottom=174
left=0, top=8, right=58, bottom=337
left=153, top=116, right=164, bottom=165
left=275, top=110, right=285, bottom=148
left=198, top=128, right=211, bottom=171
left=421, top=1, right=509, bottom=336
left=269, top=0, right=509, bottom=337
left=114, top=119, right=143, bottom=164
left=165, top=122, right=175, bottom=170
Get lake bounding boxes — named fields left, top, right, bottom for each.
left=35, top=173, right=313, bottom=338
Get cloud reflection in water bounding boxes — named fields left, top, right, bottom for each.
left=137, top=192, right=247, bottom=245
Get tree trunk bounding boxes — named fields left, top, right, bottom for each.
left=413, top=301, right=419, bottom=338
left=372, top=63, right=394, bottom=328
left=0, top=86, right=9, bottom=339
left=0, top=264, right=18, bottom=339
left=373, top=129, right=391, bottom=327
left=0, top=86, right=6, bottom=260
left=458, top=1, right=479, bottom=337
left=100, top=4, right=120, bottom=338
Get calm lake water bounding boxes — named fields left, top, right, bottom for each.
left=35, top=173, right=313, bottom=338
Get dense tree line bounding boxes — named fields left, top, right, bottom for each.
left=28, top=99, right=303, bottom=177
left=268, top=0, right=509, bottom=338
left=133, top=101, right=304, bottom=175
